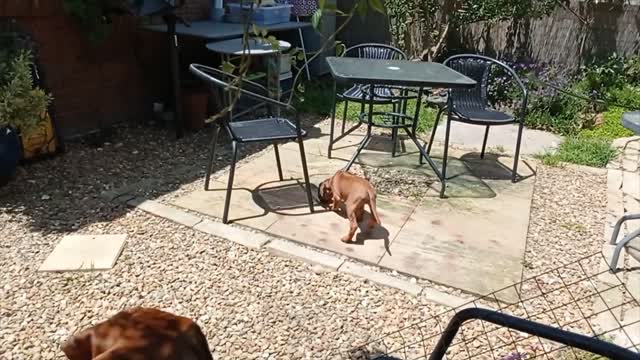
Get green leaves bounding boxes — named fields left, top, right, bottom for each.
left=221, top=61, right=236, bottom=74
left=368, top=0, right=386, bottom=14
left=0, top=50, right=52, bottom=131
left=311, top=9, right=323, bottom=29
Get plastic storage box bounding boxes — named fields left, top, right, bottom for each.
left=226, top=3, right=292, bottom=25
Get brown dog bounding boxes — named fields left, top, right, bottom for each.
left=62, top=307, right=213, bottom=360
left=318, top=170, right=381, bottom=242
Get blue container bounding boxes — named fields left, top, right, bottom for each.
left=211, top=7, right=225, bottom=21
left=226, top=3, right=292, bottom=25
left=0, top=127, right=20, bottom=186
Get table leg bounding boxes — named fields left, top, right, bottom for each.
left=165, top=14, right=184, bottom=139
left=344, top=84, right=375, bottom=171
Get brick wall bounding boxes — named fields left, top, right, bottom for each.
left=1, top=0, right=211, bottom=139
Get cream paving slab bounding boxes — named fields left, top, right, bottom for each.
left=266, top=194, right=418, bottom=264
left=39, top=234, right=127, bottom=272
left=379, top=175, right=535, bottom=302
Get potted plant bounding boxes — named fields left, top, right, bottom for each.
left=0, top=50, right=52, bottom=185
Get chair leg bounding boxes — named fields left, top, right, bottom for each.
left=274, top=143, right=284, bottom=181
left=297, top=134, right=314, bottom=213
left=345, top=126, right=371, bottom=171
left=440, top=117, right=452, bottom=199
left=342, top=100, right=349, bottom=134
left=222, top=141, right=239, bottom=224
left=204, top=124, right=221, bottom=191
left=511, top=122, right=525, bottom=183
left=422, top=106, right=444, bottom=164
left=391, top=122, right=398, bottom=158
left=481, top=125, right=490, bottom=159
left=328, top=87, right=338, bottom=159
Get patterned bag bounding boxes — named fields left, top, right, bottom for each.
left=290, top=0, right=317, bottom=17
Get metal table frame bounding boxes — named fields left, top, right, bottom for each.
left=205, top=38, right=291, bottom=119
left=142, top=20, right=311, bottom=138
left=326, top=57, right=477, bottom=198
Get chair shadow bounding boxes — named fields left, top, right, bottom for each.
left=458, top=152, right=536, bottom=183
left=219, top=179, right=391, bottom=254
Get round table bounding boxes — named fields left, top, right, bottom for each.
left=206, top=38, right=291, bottom=106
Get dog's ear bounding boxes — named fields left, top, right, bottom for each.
left=62, top=329, right=93, bottom=360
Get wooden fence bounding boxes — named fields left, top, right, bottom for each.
left=336, top=1, right=640, bottom=69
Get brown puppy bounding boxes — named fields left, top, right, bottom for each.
left=62, top=307, right=212, bottom=360
left=318, top=170, right=381, bottom=242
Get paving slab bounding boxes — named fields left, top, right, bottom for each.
left=39, top=234, right=127, bottom=272
left=170, top=122, right=536, bottom=301
left=173, top=179, right=284, bottom=230
left=431, top=121, right=562, bottom=155
left=266, top=239, right=344, bottom=270
left=379, top=171, right=534, bottom=302
left=266, top=194, right=417, bottom=264
left=339, top=261, right=422, bottom=296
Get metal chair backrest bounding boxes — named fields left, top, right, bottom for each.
left=342, top=43, right=407, bottom=61
left=444, top=54, right=527, bottom=111
left=189, top=64, right=295, bottom=120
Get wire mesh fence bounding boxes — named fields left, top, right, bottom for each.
left=325, top=253, right=640, bottom=360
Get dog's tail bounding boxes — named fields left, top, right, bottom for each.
left=368, top=188, right=382, bottom=225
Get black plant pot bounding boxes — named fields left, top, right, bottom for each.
left=0, top=127, right=20, bottom=186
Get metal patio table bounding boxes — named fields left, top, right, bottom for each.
left=326, top=57, right=477, bottom=198
left=143, top=20, right=310, bottom=137
left=206, top=37, right=291, bottom=119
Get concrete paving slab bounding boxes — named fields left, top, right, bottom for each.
left=379, top=174, right=534, bottom=302
left=431, top=121, right=562, bottom=155
left=39, top=234, right=127, bottom=272
left=266, top=239, right=344, bottom=270
left=266, top=194, right=417, bottom=264
left=171, top=122, right=537, bottom=300
left=173, top=181, right=282, bottom=230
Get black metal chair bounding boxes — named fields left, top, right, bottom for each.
left=423, top=54, right=528, bottom=183
left=328, top=43, right=417, bottom=158
left=189, top=64, right=314, bottom=224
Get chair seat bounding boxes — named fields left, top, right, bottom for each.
left=340, top=84, right=400, bottom=104
left=451, top=107, right=515, bottom=125
left=228, top=118, right=306, bottom=142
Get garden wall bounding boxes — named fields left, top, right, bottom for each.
left=452, top=0, right=640, bottom=68
left=0, top=0, right=210, bottom=139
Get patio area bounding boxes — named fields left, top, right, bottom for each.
left=170, top=121, right=536, bottom=301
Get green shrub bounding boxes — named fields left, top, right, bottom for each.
left=580, top=107, right=634, bottom=140
left=0, top=50, right=52, bottom=132
left=538, top=136, right=616, bottom=168
left=526, top=88, right=586, bottom=136
left=580, top=53, right=626, bottom=94
left=607, top=84, right=640, bottom=109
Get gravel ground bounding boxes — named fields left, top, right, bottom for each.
left=0, top=119, right=612, bottom=359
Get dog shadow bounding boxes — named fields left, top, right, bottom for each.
left=332, top=207, right=392, bottom=256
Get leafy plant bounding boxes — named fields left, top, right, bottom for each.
left=580, top=107, right=634, bottom=140
left=580, top=53, right=626, bottom=97
left=538, top=136, right=616, bottom=168
left=0, top=50, right=52, bottom=132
